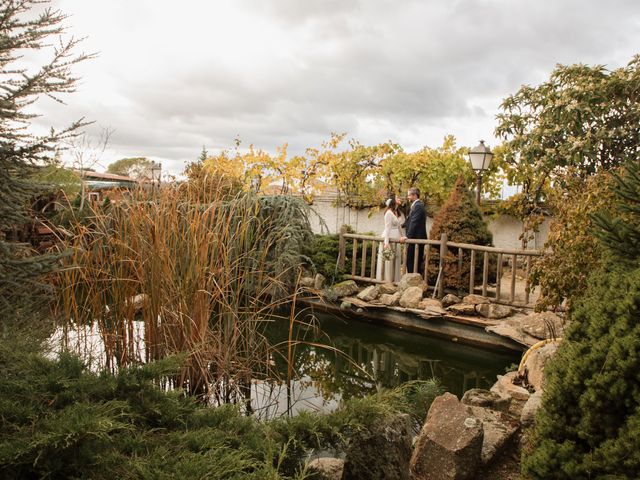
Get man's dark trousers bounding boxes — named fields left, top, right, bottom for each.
left=405, top=199, right=427, bottom=274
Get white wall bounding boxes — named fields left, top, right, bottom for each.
left=308, top=194, right=551, bottom=251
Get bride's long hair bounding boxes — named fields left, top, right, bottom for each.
left=385, top=195, right=400, bottom=216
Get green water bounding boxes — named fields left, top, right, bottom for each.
left=253, top=312, right=520, bottom=417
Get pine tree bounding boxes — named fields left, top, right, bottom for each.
left=199, top=145, right=209, bottom=162
left=522, top=160, right=640, bottom=478
left=0, top=1, right=91, bottom=323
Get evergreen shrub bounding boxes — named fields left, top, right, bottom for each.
left=0, top=342, right=441, bottom=479
left=522, top=161, right=640, bottom=479
left=428, top=176, right=494, bottom=291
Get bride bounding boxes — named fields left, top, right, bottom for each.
left=376, top=195, right=403, bottom=282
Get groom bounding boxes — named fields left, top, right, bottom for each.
left=400, top=187, right=427, bottom=274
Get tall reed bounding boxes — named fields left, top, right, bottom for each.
left=53, top=179, right=315, bottom=400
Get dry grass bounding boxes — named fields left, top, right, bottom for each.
left=53, top=179, right=314, bottom=401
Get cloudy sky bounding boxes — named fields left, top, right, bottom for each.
left=32, top=0, right=640, bottom=175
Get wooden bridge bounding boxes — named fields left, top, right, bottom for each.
left=337, top=226, right=543, bottom=308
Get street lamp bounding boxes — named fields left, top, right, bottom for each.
left=150, top=161, right=162, bottom=193
left=468, top=140, right=493, bottom=204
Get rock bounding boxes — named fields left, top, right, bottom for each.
left=379, top=292, right=401, bottom=306
left=447, top=303, right=477, bottom=316
left=330, top=280, right=359, bottom=298
left=523, top=343, right=558, bottom=391
left=127, top=293, right=149, bottom=312
left=379, top=283, right=398, bottom=295
left=490, top=371, right=530, bottom=403
left=308, top=457, right=344, bottom=480
left=441, top=294, right=461, bottom=308
left=485, top=316, right=540, bottom=347
left=468, top=406, right=519, bottom=465
left=420, top=298, right=446, bottom=315
left=314, top=273, right=326, bottom=290
left=475, top=303, right=514, bottom=319
left=340, top=301, right=352, bottom=310
left=461, top=389, right=511, bottom=413
left=419, top=298, right=443, bottom=309
left=520, top=390, right=543, bottom=427
left=420, top=299, right=446, bottom=316
left=397, top=273, right=425, bottom=293
left=399, top=286, right=424, bottom=308
left=300, top=276, right=315, bottom=288
left=521, top=312, right=565, bottom=340
left=462, top=294, right=490, bottom=305
left=342, top=414, right=412, bottom=480
left=410, top=393, right=483, bottom=480
left=357, top=285, right=380, bottom=302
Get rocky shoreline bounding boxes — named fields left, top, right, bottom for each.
left=300, top=272, right=563, bottom=479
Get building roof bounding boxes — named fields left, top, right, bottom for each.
left=78, top=170, right=138, bottom=183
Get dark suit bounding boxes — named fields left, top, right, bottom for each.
left=405, top=199, right=427, bottom=274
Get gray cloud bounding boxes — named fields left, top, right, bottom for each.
left=30, top=0, right=640, bottom=174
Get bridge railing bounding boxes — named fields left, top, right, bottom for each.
left=337, top=226, right=543, bottom=307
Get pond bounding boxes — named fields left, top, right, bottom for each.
left=249, top=312, right=521, bottom=419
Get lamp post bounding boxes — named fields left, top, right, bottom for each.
left=468, top=140, right=493, bottom=205
left=150, top=161, right=162, bottom=194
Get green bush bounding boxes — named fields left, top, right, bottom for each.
left=303, top=225, right=355, bottom=285
left=0, top=340, right=441, bottom=479
left=522, top=161, right=640, bottom=479
left=522, top=264, right=640, bottom=479
left=428, top=176, right=494, bottom=291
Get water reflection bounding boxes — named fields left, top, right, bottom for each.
left=252, top=312, right=520, bottom=417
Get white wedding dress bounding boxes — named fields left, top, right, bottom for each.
left=375, top=210, right=403, bottom=282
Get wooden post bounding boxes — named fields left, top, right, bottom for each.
left=482, top=251, right=489, bottom=297
left=510, top=254, right=517, bottom=303
left=438, top=233, right=448, bottom=298
left=338, top=225, right=347, bottom=269
left=424, top=245, right=431, bottom=286
left=469, top=249, right=476, bottom=294
left=525, top=256, right=532, bottom=305
left=351, top=238, right=358, bottom=276
left=496, top=253, right=503, bottom=301
left=360, top=240, right=367, bottom=278
left=369, top=240, right=377, bottom=280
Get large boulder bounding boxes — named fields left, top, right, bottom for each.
left=461, top=389, right=511, bottom=413
left=468, top=406, right=519, bottom=465
left=490, top=372, right=530, bottom=404
left=357, top=285, right=380, bottom=302
left=399, top=286, right=424, bottom=309
left=379, top=283, right=398, bottom=295
left=475, top=303, right=514, bottom=319
left=523, top=342, right=558, bottom=391
left=410, top=393, right=483, bottom=480
left=520, top=312, right=565, bottom=340
left=520, top=389, right=543, bottom=427
left=329, top=280, right=359, bottom=298
left=342, top=414, right=412, bottom=480
left=380, top=292, right=401, bottom=306
left=485, top=313, right=546, bottom=347
left=308, top=457, right=344, bottom=480
left=397, top=273, right=425, bottom=293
